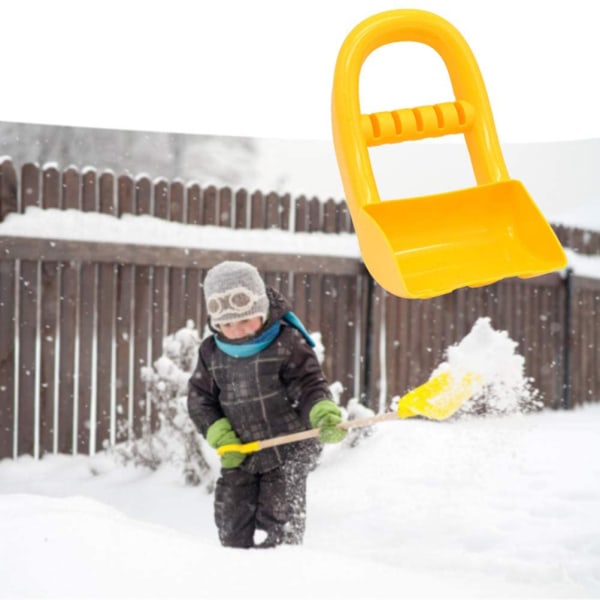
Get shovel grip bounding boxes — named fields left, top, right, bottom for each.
left=361, top=100, right=475, bottom=146
left=332, top=9, right=511, bottom=194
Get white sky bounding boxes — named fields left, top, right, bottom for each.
left=2, top=0, right=598, bottom=143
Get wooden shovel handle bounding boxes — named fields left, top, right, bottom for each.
left=217, top=412, right=398, bottom=456
left=216, top=370, right=480, bottom=456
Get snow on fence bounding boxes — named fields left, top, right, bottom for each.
left=0, top=159, right=599, bottom=460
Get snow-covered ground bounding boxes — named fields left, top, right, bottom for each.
left=1, top=319, right=599, bottom=599
left=2, top=406, right=599, bottom=599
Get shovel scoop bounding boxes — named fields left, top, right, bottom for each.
left=331, top=9, right=567, bottom=299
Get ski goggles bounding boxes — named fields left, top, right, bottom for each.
left=206, top=287, right=266, bottom=319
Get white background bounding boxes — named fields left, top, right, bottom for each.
left=1, top=0, right=598, bottom=142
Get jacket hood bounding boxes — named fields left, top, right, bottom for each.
left=264, top=286, right=293, bottom=323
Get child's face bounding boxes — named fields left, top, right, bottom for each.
left=219, top=316, right=263, bottom=340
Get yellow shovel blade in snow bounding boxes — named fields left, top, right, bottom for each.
left=217, top=371, right=480, bottom=456
left=396, top=371, right=482, bottom=420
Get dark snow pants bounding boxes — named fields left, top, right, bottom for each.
left=214, top=444, right=318, bottom=548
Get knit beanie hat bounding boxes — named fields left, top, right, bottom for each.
left=203, top=261, right=269, bottom=327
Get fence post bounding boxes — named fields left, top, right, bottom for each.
left=361, top=272, right=376, bottom=407
left=561, top=268, right=573, bottom=409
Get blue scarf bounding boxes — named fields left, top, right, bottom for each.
left=215, top=311, right=315, bottom=358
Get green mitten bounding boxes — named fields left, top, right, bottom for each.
left=206, top=417, right=246, bottom=469
left=309, top=400, right=347, bottom=444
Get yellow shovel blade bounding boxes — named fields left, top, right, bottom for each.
left=356, top=181, right=567, bottom=299
left=397, top=371, right=482, bottom=420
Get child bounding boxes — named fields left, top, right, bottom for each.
left=187, top=260, right=346, bottom=548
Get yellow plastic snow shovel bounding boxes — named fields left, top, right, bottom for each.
left=217, top=370, right=481, bottom=456
left=331, top=9, right=567, bottom=299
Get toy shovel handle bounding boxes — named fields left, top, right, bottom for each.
left=332, top=8, right=509, bottom=202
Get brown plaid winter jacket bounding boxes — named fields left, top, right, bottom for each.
left=187, top=287, right=331, bottom=473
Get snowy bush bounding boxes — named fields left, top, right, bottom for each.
left=109, top=321, right=217, bottom=490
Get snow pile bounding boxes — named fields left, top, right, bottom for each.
left=0, top=206, right=362, bottom=258
left=564, top=247, right=600, bottom=279
left=2, top=206, right=600, bottom=278
left=435, top=317, right=542, bottom=416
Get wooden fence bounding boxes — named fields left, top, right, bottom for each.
left=1, top=159, right=599, bottom=459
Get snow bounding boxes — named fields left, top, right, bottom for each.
left=2, top=318, right=600, bottom=599
left=2, top=410, right=600, bottom=598
left=0, top=207, right=361, bottom=259
left=2, top=205, right=600, bottom=281
left=563, top=249, right=600, bottom=280
left=430, top=318, right=541, bottom=416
